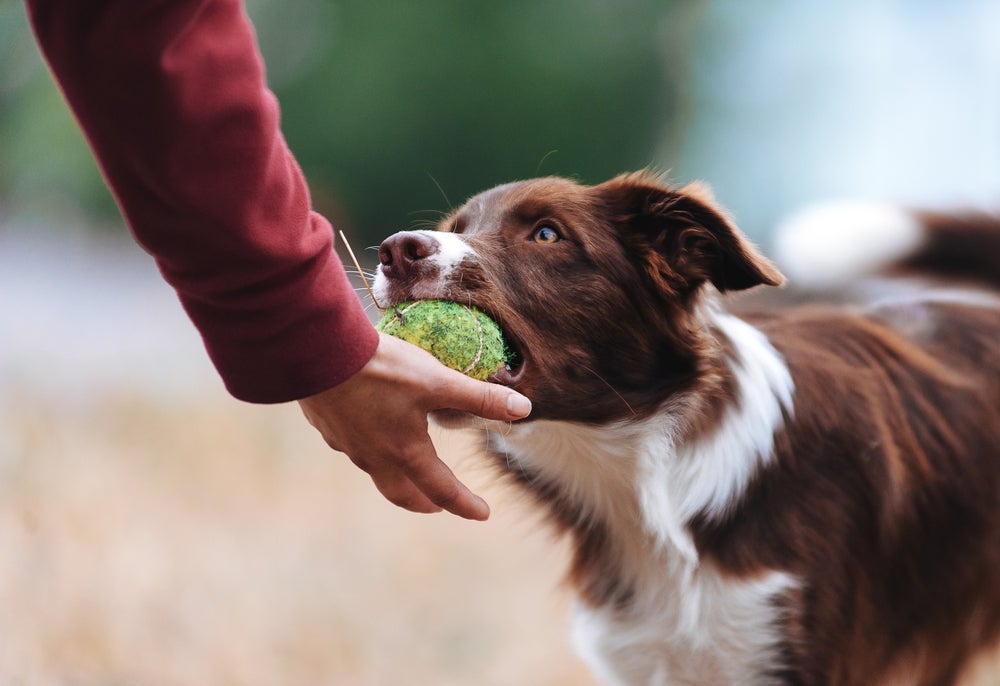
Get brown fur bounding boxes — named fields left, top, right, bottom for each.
left=698, top=304, right=1000, bottom=685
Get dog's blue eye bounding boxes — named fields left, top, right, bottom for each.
left=533, top=226, right=560, bottom=244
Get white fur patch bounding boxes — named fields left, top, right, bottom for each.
left=491, top=417, right=798, bottom=684
left=423, top=230, right=476, bottom=278
left=638, top=309, right=794, bottom=563
left=774, top=200, right=924, bottom=289
left=572, top=567, right=796, bottom=686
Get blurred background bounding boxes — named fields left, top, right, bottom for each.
left=1, top=0, right=999, bottom=684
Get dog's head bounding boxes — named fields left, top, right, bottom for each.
left=374, top=172, right=782, bottom=422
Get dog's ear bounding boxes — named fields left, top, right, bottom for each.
left=596, top=173, right=784, bottom=294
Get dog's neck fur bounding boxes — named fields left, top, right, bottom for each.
left=485, top=297, right=794, bottom=596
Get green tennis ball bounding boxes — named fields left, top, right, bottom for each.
left=376, top=300, right=508, bottom=380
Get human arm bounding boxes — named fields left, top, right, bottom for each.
left=25, top=0, right=531, bottom=518
left=25, top=0, right=376, bottom=401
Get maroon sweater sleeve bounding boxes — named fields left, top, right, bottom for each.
left=25, top=0, right=379, bottom=403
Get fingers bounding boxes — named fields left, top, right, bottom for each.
left=368, top=469, right=442, bottom=515
left=378, top=334, right=532, bottom=421
left=296, top=335, right=520, bottom=521
left=435, top=372, right=532, bottom=422
left=400, top=442, right=490, bottom=520
left=359, top=438, right=490, bottom=520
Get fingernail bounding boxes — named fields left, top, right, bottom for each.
left=471, top=496, right=491, bottom=521
left=506, top=393, right=532, bottom=418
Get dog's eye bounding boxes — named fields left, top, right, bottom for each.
left=533, top=226, right=561, bottom=244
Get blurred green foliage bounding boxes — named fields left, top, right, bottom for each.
left=0, top=0, right=696, bottom=245
left=0, top=0, right=119, bottom=224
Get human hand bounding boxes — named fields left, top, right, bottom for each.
left=298, top=333, right=532, bottom=520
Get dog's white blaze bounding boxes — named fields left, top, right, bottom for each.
left=418, top=230, right=475, bottom=278
left=372, top=230, right=475, bottom=303
left=487, top=307, right=797, bottom=684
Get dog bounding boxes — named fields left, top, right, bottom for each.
left=372, top=171, right=1000, bottom=686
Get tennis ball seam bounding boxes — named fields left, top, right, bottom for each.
left=390, top=301, right=487, bottom=374
left=460, top=306, right=485, bottom=375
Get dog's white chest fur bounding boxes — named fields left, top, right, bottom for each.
left=486, top=312, right=797, bottom=685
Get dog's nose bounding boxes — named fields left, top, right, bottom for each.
left=378, top=231, right=439, bottom=279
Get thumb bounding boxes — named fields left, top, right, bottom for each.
left=440, top=374, right=532, bottom=422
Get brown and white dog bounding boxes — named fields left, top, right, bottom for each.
left=373, top=172, right=1000, bottom=686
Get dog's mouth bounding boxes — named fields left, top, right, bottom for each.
left=487, top=326, right=527, bottom=387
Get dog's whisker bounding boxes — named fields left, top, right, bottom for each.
left=344, top=267, right=378, bottom=278
left=425, top=174, right=453, bottom=211
left=580, top=365, right=636, bottom=416
left=408, top=217, right=446, bottom=231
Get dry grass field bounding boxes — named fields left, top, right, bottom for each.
left=7, top=373, right=1000, bottom=686
left=0, top=388, right=595, bottom=685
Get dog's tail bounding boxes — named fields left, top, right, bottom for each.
left=773, top=201, right=1000, bottom=290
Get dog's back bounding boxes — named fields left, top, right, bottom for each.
left=740, top=203, right=1000, bottom=685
